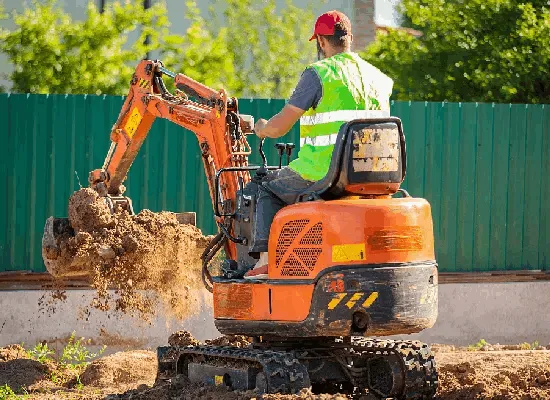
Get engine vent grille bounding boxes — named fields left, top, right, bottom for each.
left=275, top=219, right=309, bottom=267
left=299, top=222, right=323, bottom=245
left=276, top=220, right=323, bottom=277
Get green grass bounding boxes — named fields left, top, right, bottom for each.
left=468, top=338, right=541, bottom=351
left=0, top=384, right=28, bottom=400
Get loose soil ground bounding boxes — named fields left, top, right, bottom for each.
left=3, top=338, right=550, bottom=400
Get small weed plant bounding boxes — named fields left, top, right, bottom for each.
left=26, top=342, right=54, bottom=363
left=0, top=384, right=16, bottom=398
left=468, top=338, right=488, bottom=351
left=519, top=341, right=539, bottom=350
left=25, top=332, right=106, bottom=387
left=59, top=332, right=106, bottom=370
left=0, top=384, right=28, bottom=400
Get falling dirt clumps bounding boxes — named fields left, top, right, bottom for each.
left=45, top=188, right=212, bottom=320
left=68, top=188, right=115, bottom=233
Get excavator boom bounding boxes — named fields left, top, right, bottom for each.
left=43, top=60, right=255, bottom=267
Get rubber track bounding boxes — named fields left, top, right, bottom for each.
left=349, top=338, right=438, bottom=400
left=178, top=345, right=310, bottom=394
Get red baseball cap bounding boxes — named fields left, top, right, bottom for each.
left=309, top=10, right=351, bottom=41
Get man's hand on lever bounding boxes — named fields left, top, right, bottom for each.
left=254, top=104, right=305, bottom=140
left=254, top=118, right=269, bottom=139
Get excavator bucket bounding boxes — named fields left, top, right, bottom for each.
left=42, top=217, right=82, bottom=278
left=41, top=212, right=196, bottom=278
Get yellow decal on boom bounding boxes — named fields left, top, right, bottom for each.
left=124, top=107, right=142, bottom=139
left=332, top=244, right=366, bottom=262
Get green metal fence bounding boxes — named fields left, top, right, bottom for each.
left=1, top=94, right=548, bottom=273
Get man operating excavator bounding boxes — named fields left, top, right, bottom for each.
left=42, top=8, right=439, bottom=395
left=245, top=10, right=394, bottom=279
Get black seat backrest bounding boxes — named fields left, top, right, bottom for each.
left=297, top=117, right=406, bottom=202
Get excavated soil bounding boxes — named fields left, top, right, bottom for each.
left=437, top=351, right=550, bottom=399
left=44, top=188, right=213, bottom=320
left=166, top=331, right=251, bottom=348
left=80, top=350, right=157, bottom=390
left=167, top=331, right=201, bottom=347
left=0, top=344, right=28, bottom=362
left=204, top=335, right=252, bottom=348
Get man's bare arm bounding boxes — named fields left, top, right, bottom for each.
left=254, top=104, right=305, bottom=139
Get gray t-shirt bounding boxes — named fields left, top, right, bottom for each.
left=287, top=68, right=322, bottom=111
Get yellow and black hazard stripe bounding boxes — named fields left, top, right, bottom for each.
left=327, top=291, right=379, bottom=310
left=138, top=78, right=150, bottom=89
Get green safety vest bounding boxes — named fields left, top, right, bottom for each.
left=288, top=52, right=393, bottom=181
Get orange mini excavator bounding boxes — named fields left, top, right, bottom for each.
left=43, top=60, right=438, bottom=399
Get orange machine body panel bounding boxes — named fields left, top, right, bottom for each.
left=269, top=197, right=434, bottom=280
left=213, top=283, right=314, bottom=321
left=213, top=197, right=435, bottom=322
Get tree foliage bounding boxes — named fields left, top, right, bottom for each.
left=163, top=0, right=317, bottom=98
left=215, top=0, right=317, bottom=98
left=0, top=0, right=318, bottom=98
left=362, top=0, right=550, bottom=103
left=0, top=0, right=169, bottom=95
left=160, top=1, right=238, bottom=94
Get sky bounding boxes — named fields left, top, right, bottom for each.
left=375, top=0, right=400, bottom=27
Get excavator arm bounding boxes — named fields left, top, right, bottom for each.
left=45, top=60, right=257, bottom=265
left=91, top=59, right=253, bottom=203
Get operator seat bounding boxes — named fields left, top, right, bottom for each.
left=297, top=117, right=407, bottom=202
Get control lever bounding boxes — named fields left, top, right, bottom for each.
left=256, top=138, right=268, bottom=177
left=275, top=143, right=286, bottom=168
left=285, top=143, right=295, bottom=166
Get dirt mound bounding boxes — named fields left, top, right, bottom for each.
left=168, top=331, right=201, bottom=347
left=205, top=335, right=252, bottom=348
left=261, top=390, right=347, bottom=399
left=437, top=350, right=550, bottom=399
left=0, top=344, right=28, bottom=362
left=0, top=358, right=50, bottom=392
left=80, top=350, right=156, bottom=388
left=44, top=188, right=212, bottom=320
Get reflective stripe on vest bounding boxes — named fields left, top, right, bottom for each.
left=300, top=133, right=339, bottom=146
left=299, top=109, right=390, bottom=126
